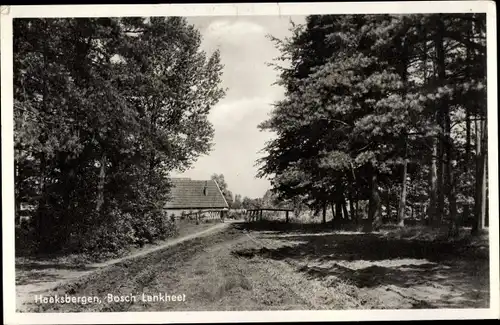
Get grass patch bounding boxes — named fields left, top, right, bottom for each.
left=233, top=222, right=489, bottom=309
left=217, top=274, right=253, bottom=298
left=379, top=225, right=489, bottom=260
left=17, top=219, right=215, bottom=267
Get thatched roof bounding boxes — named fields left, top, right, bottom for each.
left=164, top=178, right=229, bottom=209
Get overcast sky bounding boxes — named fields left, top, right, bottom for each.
left=171, top=15, right=306, bottom=199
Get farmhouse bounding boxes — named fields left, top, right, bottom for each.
left=164, top=178, right=229, bottom=220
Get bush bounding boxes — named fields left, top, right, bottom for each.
left=153, top=210, right=179, bottom=240
left=229, top=211, right=245, bottom=220
left=15, top=222, right=38, bottom=256
left=75, top=207, right=179, bottom=259
left=17, top=175, right=179, bottom=259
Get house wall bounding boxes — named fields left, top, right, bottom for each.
left=164, top=209, right=225, bottom=219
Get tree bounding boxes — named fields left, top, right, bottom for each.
left=211, top=173, right=233, bottom=207
left=258, top=14, right=487, bottom=236
left=14, top=17, right=226, bottom=254
left=232, top=194, right=242, bottom=209
left=241, top=196, right=263, bottom=209
left=241, top=197, right=253, bottom=209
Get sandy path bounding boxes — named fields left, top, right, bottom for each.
left=16, top=221, right=232, bottom=311
left=90, top=221, right=231, bottom=268
left=17, top=222, right=489, bottom=312
left=22, top=224, right=312, bottom=312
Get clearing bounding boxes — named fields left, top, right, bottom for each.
left=17, top=221, right=489, bottom=312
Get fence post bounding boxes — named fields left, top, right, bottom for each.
left=286, top=210, right=289, bottom=223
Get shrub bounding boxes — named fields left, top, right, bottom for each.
left=15, top=222, right=38, bottom=256
left=75, top=206, right=179, bottom=260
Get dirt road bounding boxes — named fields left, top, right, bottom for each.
left=18, top=222, right=489, bottom=312
left=16, top=221, right=229, bottom=311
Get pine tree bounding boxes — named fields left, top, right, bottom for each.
left=259, top=13, right=487, bottom=235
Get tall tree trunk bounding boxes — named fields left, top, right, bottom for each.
left=367, top=171, right=382, bottom=232
left=437, top=133, right=446, bottom=221
left=398, top=165, right=408, bottom=227
left=335, top=177, right=343, bottom=218
left=37, top=36, right=50, bottom=250
left=349, top=163, right=358, bottom=224
left=429, top=137, right=439, bottom=226
left=463, top=110, right=471, bottom=223
left=481, top=119, right=487, bottom=228
left=435, top=17, right=458, bottom=236
left=422, top=24, right=439, bottom=227
left=485, top=165, right=489, bottom=228
left=396, top=35, right=409, bottom=228
left=481, top=149, right=487, bottom=228
left=342, top=200, right=349, bottom=220
left=472, top=118, right=482, bottom=234
left=322, top=201, right=327, bottom=224
left=472, top=118, right=487, bottom=235
left=373, top=194, right=383, bottom=231
left=15, top=159, right=21, bottom=226
left=355, top=199, right=359, bottom=225
left=466, top=111, right=472, bottom=162
left=96, top=154, right=107, bottom=213
left=36, top=152, right=48, bottom=247
left=398, top=141, right=408, bottom=227
left=445, top=111, right=458, bottom=237
left=335, top=200, right=343, bottom=220
left=395, top=32, right=410, bottom=228
left=349, top=197, right=356, bottom=223
left=463, top=18, right=473, bottom=225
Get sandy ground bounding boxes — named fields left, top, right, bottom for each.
left=238, top=224, right=489, bottom=309
left=15, top=221, right=228, bottom=311
left=17, top=222, right=489, bottom=312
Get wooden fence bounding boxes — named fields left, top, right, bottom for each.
left=245, top=208, right=293, bottom=223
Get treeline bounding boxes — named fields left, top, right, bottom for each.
left=14, top=18, right=225, bottom=255
left=231, top=190, right=287, bottom=210
left=209, top=173, right=261, bottom=210
left=211, top=173, right=234, bottom=207
left=258, top=14, right=487, bottom=235
left=240, top=197, right=263, bottom=209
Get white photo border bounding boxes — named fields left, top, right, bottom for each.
left=2, top=2, right=498, bottom=324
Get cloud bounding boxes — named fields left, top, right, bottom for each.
left=174, top=16, right=307, bottom=198
left=205, top=20, right=266, bottom=41
left=209, top=96, right=275, bottom=127
left=171, top=96, right=277, bottom=198
left=197, top=18, right=283, bottom=102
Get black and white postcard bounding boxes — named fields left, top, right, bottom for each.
left=1, top=2, right=498, bottom=324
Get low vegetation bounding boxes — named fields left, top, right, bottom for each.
left=21, top=222, right=488, bottom=312
left=233, top=221, right=489, bottom=309
left=14, top=17, right=225, bottom=256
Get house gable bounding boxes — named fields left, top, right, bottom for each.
left=164, top=178, right=229, bottom=209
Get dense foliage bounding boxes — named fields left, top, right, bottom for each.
left=211, top=173, right=234, bottom=207
left=14, top=17, right=225, bottom=255
left=258, top=14, right=487, bottom=235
